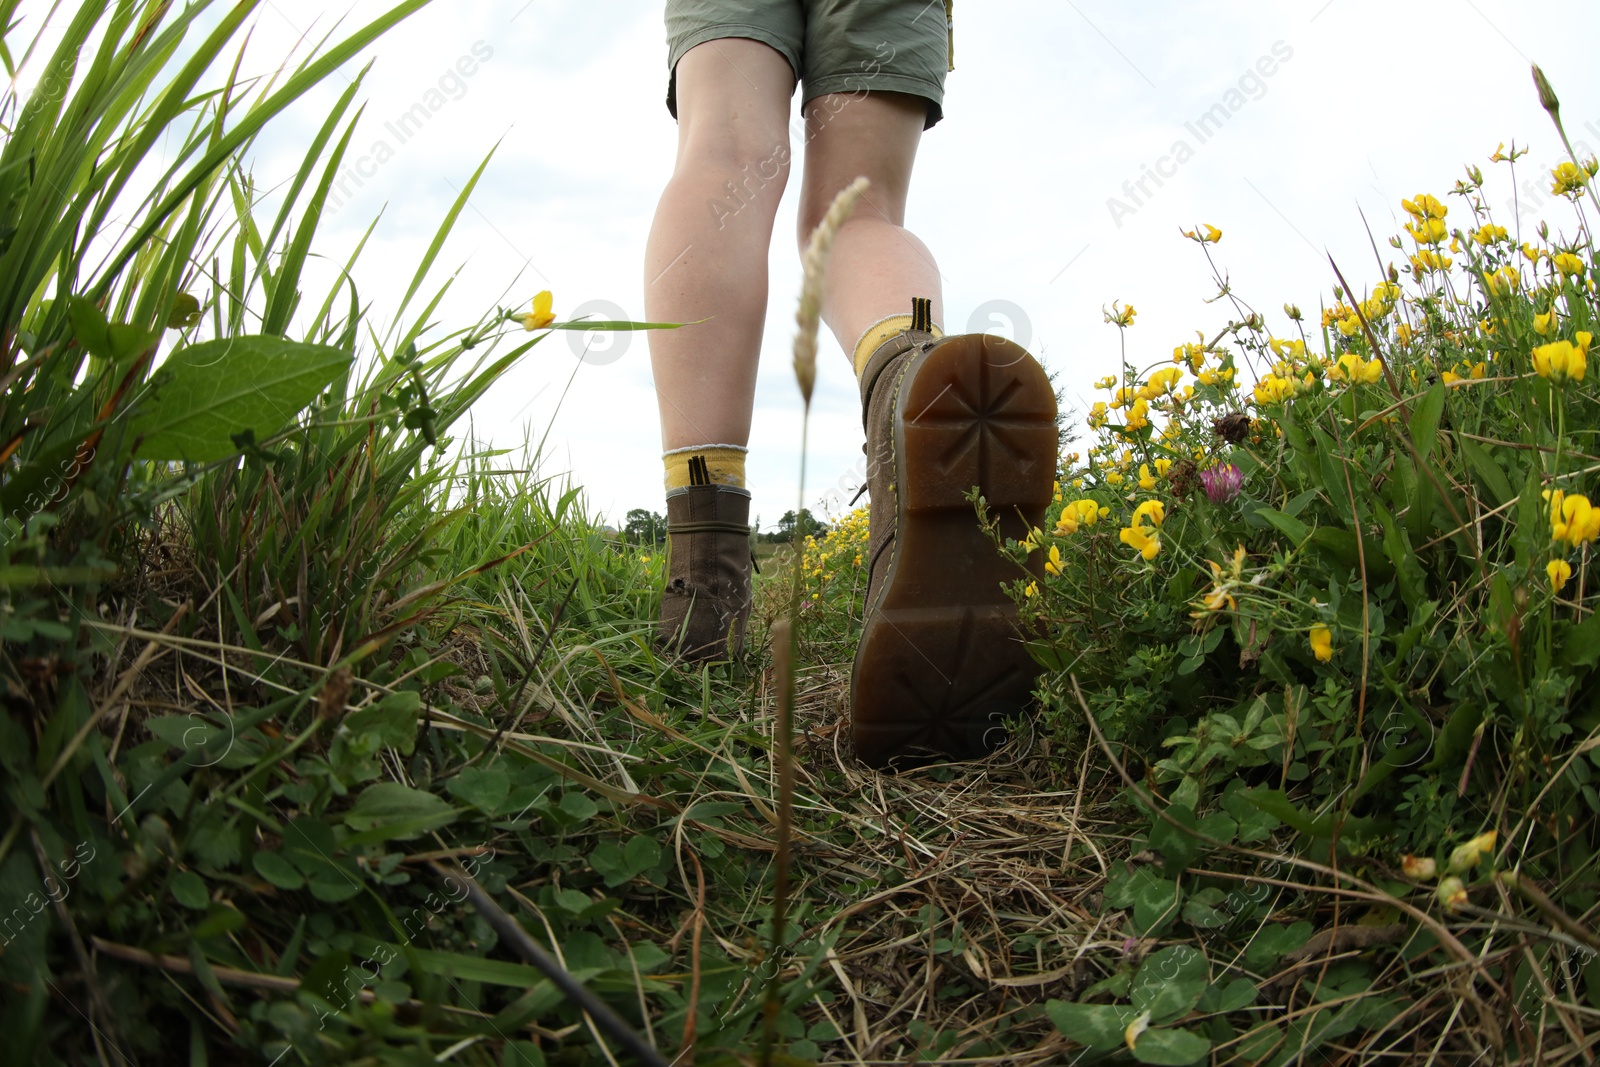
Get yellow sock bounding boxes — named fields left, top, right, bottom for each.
left=851, top=313, right=943, bottom=380
left=663, top=444, right=747, bottom=490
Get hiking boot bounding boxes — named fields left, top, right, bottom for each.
left=658, top=482, right=754, bottom=662
left=851, top=320, right=1057, bottom=767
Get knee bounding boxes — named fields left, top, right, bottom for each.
left=679, top=124, right=792, bottom=206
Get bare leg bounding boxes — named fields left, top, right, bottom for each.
left=796, top=91, right=942, bottom=355
left=645, top=39, right=794, bottom=451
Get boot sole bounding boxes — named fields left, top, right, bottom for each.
left=851, top=334, right=1058, bottom=768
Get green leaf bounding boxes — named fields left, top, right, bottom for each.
left=558, top=790, right=598, bottom=824
left=252, top=851, right=305, bottom=890
left=1408, top=382, right=1446, bottom=463
left=1043, top=1001, right=1133, bottom=1050
left=1214, top=978, right=1258, bottom=1013
left=447, top=766, right=511, bottom=814
left=1130, top=1026, right=1211, bottom=1065
left=342, top=781, right=457, bottom=841
left=1182, top=887, right=1231, bottom=929
left=1134, top=946, right=1209, bottom=1023
left=171, top=870, right=210, bottom=910
left=343, top=691, right=420, bottom=755
left=1149, top=806, right=1201, bottom=873
left=1560, top=611, right=1600, bottom=670
left=131, top=336, right=352, bottom=461
left=308, top=874, right=362, bottom=902
left=1245, top=921, right=1314, bottom=968
left=1254, top=508, right=1308, bottom=544
left=1461, top=438, right=1515, bottom=507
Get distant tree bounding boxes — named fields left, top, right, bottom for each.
left=623, top=508, right=666, bottom=545
left=766, top=508, right=826, bottom=543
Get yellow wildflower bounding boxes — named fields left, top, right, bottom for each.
left=1327, top=353, right=1383, bottom=385
left=1481, top=265, right=1519, bottom=297
left=1173, top=341, right=1207, bottom=372
left=1138, top=464, right=1157, bottom=491
left=1105, top=302, right=1137, bottom=327
left=1044, top=544, right=1065, bottom=577
left=1534, top=310, right=1557, bottom=336
left=1551, top=161, right=1590, bottom=198
left=1089, top=402, right=1109, bottom=429
left=1405, top=217, right=1448, bottom=245
left=1253, top=375, right=1296, bottom=405
left=1268, top=337, right=1307, bottom=361
left=1410, top=249, right=1452, bottom=274
left=1309, top=624, right=1333, bottom=663
left=1548, top=558, right=1573, bottom=592
left=1132, top=499, right=1166, bottom=528
left=1401, top=193, right=1447, bottom=220
left=1447, top=830, right=1498, bottom=875
left=1154, top=457, right=1173, bottom=478
left=518, top=290, right=556, bottom=330
left=1472, top=224, right=1509, bottom=245
left=1531, top=338, right=1588, bottom=384
left=1094, top=375, right=1118, bottom=390
left=1547, top=490, right=1600, bottom=547
left=1182, top=223, right=1223, bottom=243
left=1436, top=876, right=1468, bottom=911
left=1522, top=242, right=1543, bottom=264
left=1124, top=398, right=1151, bottom=432
left=1553, top=252, right=1586, bottom=277
left=1118, top=523, right=1161, bottom=561
left=1023, top=581, right=1038, bottom=598
left=1105, top=470, right=1125, bottom=487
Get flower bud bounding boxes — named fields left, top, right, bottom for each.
left=1447, top=830, right=1498, bottom=875
left=1402, top=854, right=1437, bottom=880
left=1437, top=876, right=1468, bottom=911
left=1532, top=64, right=1560, bottom=116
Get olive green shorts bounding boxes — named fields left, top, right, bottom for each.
left=665, top=0, right=952, bottom=130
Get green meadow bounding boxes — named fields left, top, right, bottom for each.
left=6, top=4, right=1600, bottom=1064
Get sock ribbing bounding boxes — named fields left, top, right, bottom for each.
left=663, top=444, right=747, bottom=489
left=851, top=312, right=944, bottom=380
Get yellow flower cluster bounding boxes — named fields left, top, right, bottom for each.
left=1173, top=341, right=1206, bottom=372
left=1253, top=374, right=1297, bottom=406
left=1105, top=301, right=1137, bottom=327
left=1532, top=332, right=1591, bottom=384
left=1550, top=160, right=1596, bottom=198
left=795, top=507, right=870, bottom=598
left=1440, top=361, right=1487, bottom=384
left=1546, top=490, right=1600, bottom=548
left=1054, top=498, right=1110, bottom=536
left=1327, top=353, right=1384, bottom=385
left=1191, top=545, right=1247, bottom=615
left=1410, top=248, right=1452, bottom=274
left=1481, top=265, right=1520, bottom=298
left=1553, top=252, right=1586, bottom=277
left=1118, top=499, right=1165, bottom=561
left=1472, top=224, right=1509, bottom=246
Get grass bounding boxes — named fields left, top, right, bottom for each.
left=5, top=3, right=1600, bottom=1064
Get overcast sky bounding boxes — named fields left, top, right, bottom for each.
left=100, top=1, right=1600, bottom=527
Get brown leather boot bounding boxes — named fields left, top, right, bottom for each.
left=851, top=307, right=1057, bottom=767
left=657, top=481, right=754, bottom=663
